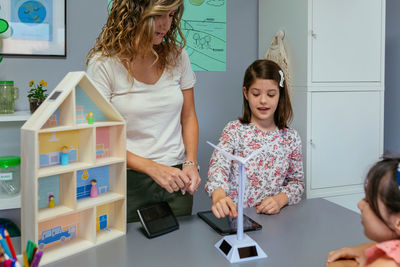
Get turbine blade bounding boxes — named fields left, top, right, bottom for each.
left=206, top=141, right=246, bottom=163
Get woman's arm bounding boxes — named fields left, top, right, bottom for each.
left=126, top=151, right=190, bottom=193
left=181, top=88, right=201, bottom=194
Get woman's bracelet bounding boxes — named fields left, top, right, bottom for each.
left=183, top=160, right=200, bottom=172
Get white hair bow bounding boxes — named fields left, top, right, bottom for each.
left=278, top=70, right=284, bottom=87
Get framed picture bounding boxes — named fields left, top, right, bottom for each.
left=0, top=0, right=66, bottom=56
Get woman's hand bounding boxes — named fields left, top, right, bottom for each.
left=256, top=193, right=289, bottom=214
left=211, top=188, right=237, bottom=218
left=147, top=162, right=191, bottom=194
left=326, top=247, right=367, bottom=267
left=182, top=164, right=201, bottom=195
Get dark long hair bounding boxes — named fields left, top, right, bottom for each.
left=365, top=157, right=400, bottom=224
left=239, top=60, right=292, bottom=129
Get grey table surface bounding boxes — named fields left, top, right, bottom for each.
left=23, top=198, right=369, bottom=267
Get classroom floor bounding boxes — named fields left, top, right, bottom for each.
left=324, top=193, right=364, bottom=214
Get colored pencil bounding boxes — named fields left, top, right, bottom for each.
left=29, top=251, right=42, bottom=267
left=3, top=231, right=16, bottom=259
left=23, top=251, right=29, bottom=267
left=0, top=235, right=12, bottom=259
left=4, top=258, right=12, bottom=267
left=25, top=241, right=34, bottom=264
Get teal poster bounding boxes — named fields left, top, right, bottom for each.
left=107, top=0, right=226, bottom=71
left=181, top=0, right=226, bottom=71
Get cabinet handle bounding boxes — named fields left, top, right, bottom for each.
left=311, top=30, right=317, bottom=39
left=310, top=139, right=313, bottom=145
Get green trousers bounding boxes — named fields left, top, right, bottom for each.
left=126, top=164, right=193, bottom=223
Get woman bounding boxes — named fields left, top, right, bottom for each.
left=86, top=0, right=201, bottom=222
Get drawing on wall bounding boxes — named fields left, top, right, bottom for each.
left=38, top=175, right=59, bottom=209
left=96, top=127, right=110, bottom=159
left=39, top=130, right=78, bottom=167
left=181, top=0, right=226, bottom=71
left=75, top=85, right=107, bottom=124
left=44, top=109, right=60, bottom=127
left=106, top=0, right=226, bottom=71
left=96, top=204, right=112, bottom=231
left=76, top=166, right=109, bottom=200
left=0, top=0, right=66, bottom=56
left=38, top=213, right=79, bottom=250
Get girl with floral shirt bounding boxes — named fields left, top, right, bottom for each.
left=205, top=60, right=304, bottom=218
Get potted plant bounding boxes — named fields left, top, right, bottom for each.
left=27, top=80, right=48, bottom=113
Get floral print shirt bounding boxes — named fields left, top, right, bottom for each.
left=205, top=120, right=304, bottom=207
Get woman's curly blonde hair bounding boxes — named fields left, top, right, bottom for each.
left=86, top=0, right=185, bottom=73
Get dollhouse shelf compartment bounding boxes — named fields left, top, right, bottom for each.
left=76, top=192, right=124, bottom=211
left=38, top=206, right=74, bottom=222
left=40, top=237, right=94, bottom=266
left=21, top=71, right=127, bottom=265
left=38, top=162, right=93, bottom=178
left=39, top=121, right=125, bottom=133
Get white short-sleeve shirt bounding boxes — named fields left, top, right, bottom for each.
left=87, top=49, right=196, bottom=166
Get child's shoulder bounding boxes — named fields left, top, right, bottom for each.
left=366, top=240, right=400, bottom=266
left=223, top=120, right=246, bottom=131
left=278, top=127, right=301, bottom=139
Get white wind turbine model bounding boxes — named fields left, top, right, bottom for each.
left=207, top=141, right=268, bottom=263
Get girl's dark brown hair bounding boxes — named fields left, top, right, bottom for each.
left=239, top=59, right=293, bottom=129
left=365, top=157, right=400, bottom=224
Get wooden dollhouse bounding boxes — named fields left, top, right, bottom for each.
left=21, top=72, right=126, bottom=265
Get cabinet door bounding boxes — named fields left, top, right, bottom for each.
left=310, top=91, right=381, bottom=190
left=312, top=0, right=382, bottom=82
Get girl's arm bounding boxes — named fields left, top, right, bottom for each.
left=326, top=241, right=376, bottom=266
left=181, top=88, right=201, bottom=194
left=279, top=131, right=305, bottom=205
left=211, top=188, right=237, bottom=218
left=205, top=122, right=237, bottom=205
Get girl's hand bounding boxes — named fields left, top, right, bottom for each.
left=182, top=164, right=201, bottom=195
left=256, top=193, right=289, bottom=214
left=211, top=188, right=238, bottom=218
left=326, top=247, right=367, bottom=267
left=147, top=162, right=191, bottom=194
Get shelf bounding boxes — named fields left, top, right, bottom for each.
left=0, top=110, right=31, bottom=122
left=38, top=121, right=125, bottom=133
left=0, top=194, right=21, bottom=209
left=38, top=205, right=74, bottom=222
left=39, top=125, right=77, bottom=133
left=95, top=157, right=125, bottom=167
left=96, top=228, right=125, bottom=245
left=40, top=238, right=94, bottom=266
left=76, top=192, right=124, bottom=211
left=93, top=121, right=125, bottom=127
left=38, top=162, right=92, bottom=178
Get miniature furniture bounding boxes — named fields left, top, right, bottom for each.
left=21, top=72, right=126, bottom=265
left=39, top=198, right=368, bottom=267
left=259, top=0, right=386, bottom=198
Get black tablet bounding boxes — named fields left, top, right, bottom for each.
left=137, top=202, right=179, bottom=239
left=197, top=210, right=262, bottom=235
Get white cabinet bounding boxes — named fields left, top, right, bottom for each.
left=259, top=0, right=385, bottom=198
left=312, top=0, right=382, bottom=82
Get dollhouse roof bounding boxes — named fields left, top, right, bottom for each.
left=21, top=72, right=124, bottom=131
